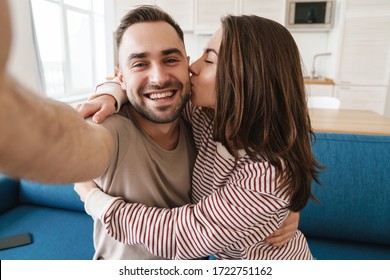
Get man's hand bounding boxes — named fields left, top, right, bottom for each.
left=265, top=211, right=300, bottom=247
left=74, top=181, right=99, bottom=202
left=76, top=95, right=117, bottom=124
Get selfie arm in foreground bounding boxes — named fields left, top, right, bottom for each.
left=0, top=0, right=113, bottom=183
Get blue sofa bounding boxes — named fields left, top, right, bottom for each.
left=0, top=132, right=389, bottom=260
left=0, top=177, right=94, bottom=259
left=300, top=132, right=390, bottom=260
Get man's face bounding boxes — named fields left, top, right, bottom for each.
left=117, top=21, right=190, bottom=124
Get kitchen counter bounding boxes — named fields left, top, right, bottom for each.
left=310, top=108, right=390, bottom=135
left=304, top=77, right=335, bottom=85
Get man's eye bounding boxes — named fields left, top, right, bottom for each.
left=165, top=58, right=179, bottom=64
left=132, top=62, right=146, bottom=68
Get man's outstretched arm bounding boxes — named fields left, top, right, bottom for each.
left=0, top=0, right=113, bottom=183
left=0, top=75, right=114, bottom=184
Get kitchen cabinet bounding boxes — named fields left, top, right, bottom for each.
left=115, top=0, right=284, bottom=33
left=194, top=0, right=237, bottom=34
left=336, top=0, right=390, bottom=114
left=334, top=85, right=387, bottom=114
left=304, top=78, right=335, bottom=97
left=241, top=0, right=283, bottom=23
left=156, top=0, right=194, bottom=31
left=306, top=84, right=334, bottom=97
left=194, top=0, right=283, bottom=34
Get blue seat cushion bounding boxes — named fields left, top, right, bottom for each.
left=307, top=237, right=390, bottom=260
left=0, top=205, right=94, bottom=260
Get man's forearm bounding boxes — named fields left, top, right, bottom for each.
left=0, top=76, right=114, bottom=183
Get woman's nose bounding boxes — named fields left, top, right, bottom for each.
left=189, top=60, right=199, bottom=76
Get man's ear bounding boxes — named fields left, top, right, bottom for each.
left=117, top=68, right=126, bottom=90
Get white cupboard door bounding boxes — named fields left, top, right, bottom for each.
left=334, top=86, right=387, bottom=114
left=156, top=0, right=194, bottom=32
left=338, top=1, right=390, bottom=86
left=194, top=0, right=237, bottom=34
left=241, top=0, right=284, bottom=23
left=306, top=84, right=334, bottom=97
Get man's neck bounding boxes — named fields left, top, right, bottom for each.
left=130, top=109, right=180, bottom=151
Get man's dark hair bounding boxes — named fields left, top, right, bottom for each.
left=115, top=5, right=184, bottom=47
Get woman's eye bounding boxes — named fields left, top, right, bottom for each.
left=205, top=60, right=213, bottom=64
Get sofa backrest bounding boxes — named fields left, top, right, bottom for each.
left=300, top=132, right=390, bottom=246
left=19, top=180, right=85, bottom=212
left=0, top=175, right=19, bottom=214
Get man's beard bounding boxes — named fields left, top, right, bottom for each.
left=128, top=81, right=191, bottom=124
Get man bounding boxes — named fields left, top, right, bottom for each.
left=81, top=6, right=197, bottom=259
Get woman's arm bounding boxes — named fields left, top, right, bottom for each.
left=77, top=78, right=127, bottom=123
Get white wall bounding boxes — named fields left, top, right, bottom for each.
left=7, top=0, right=42, bottom=95
left=111, top=0, right=338, bottom=79
left=385, top=76, right=390, bottom=118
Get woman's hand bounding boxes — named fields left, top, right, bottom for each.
left=265, top=211, right=300, bottom=247
left=76, top=94, right=117, bottom=124
left=74, top=181, right=99, bottom=202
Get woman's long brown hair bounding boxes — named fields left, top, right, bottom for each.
left=213, top=15, right=322, bottom=211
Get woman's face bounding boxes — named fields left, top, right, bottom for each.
left=189, top=28, right=223, bottom=108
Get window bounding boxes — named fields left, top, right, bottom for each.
left=31, top=0, right=108, bottom=103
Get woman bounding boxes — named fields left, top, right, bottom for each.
left=76, top=15, right=321, bottom=259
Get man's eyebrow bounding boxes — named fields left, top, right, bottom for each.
left=127, top=48, right=184, bottom=62
left=161, top=48, right=185, bottom=57
left=205, top=48, right=218, bottom=55
left=127, top=52, right=149, bottom=62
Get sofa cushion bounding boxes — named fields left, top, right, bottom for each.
left=19, top=180, right=84, bottom=212
left=0, top=175, right=19, bottom=215
left=301, top=133, right=390, bottom=246
left=0, top=204, right=94, bottom=260
left=308, top=237, right=390, bottom=260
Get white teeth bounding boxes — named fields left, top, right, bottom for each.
left=149, top=91, right=174, bottom=100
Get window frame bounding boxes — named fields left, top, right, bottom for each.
left=31, top=0, right=114, bottom=104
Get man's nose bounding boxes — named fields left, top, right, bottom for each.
left=149, top=64, right=170, bottom=85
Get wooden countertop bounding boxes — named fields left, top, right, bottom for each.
left=310, top=108, right=390, bottom=135
left=304, top=77, right=335, bottom=85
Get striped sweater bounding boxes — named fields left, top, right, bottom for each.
left=86, top=103, right=313, bottom=260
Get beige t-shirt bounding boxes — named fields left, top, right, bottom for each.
left=93, top=104, right=196, bottom=259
